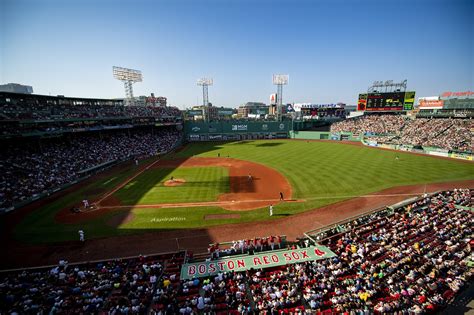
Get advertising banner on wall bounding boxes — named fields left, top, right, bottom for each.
left=218, top=109, right=234, bottom=116
left=440, top=91, right=474, bottom=99
left=187, top=110, right=203, bottom=116
left=449, top=152, right=473, bottom=161
left=180, top=245, right=335, bottom=280
left=419, top=97, right=444, bottom=109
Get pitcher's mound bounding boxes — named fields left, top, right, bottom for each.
left=164, top=178, right=186, bottom=187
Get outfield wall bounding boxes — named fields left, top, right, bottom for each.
left=289, top=131, right=362, bottom=141
left=185, top=121, right=290, bottom=141
left=361, top=139, right=474, bottom=161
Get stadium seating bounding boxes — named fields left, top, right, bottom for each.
left=0, top=128, right=182, bottom=208
left=330, top=115, right=473, bottom=152
left=0, top=102, right=182, bottom=122
left=0, top=190, right=471, bottom=314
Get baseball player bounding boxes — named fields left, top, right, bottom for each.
left=248, top=173, right=252, bottom=182
left=269, top=204, right=273, bottom=216
left=78, top=230, right=85, bottom=242
left=82, top=199, right=89, bottom=208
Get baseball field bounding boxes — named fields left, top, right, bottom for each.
left=8, top=140, right=474, bottom=246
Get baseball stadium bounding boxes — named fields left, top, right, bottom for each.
left=1, top=1, right=474, bottom=314
left=1, top=84, right=473, bottom=314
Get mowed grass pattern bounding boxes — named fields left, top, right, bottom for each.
left=11, top=140, right=474, bottom=243
left=115, top=167, right=229, bottom=204
left=174, top=140, right=474, bottom=200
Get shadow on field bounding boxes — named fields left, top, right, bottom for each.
left=103, top=140, right=289, bottom=228
left=231, top=176, right=258, bottom=193
left=255, top=142, right=284, bottom=147
left=1, top=141, right=250, bottom=269
left=0, top=227, right=216, bottom=269
left=3, top=140, right=295, bottom=269
left=232, top=141, right=253, bottom=145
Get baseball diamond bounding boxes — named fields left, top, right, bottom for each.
left=3, top=139, right=472, bottom=246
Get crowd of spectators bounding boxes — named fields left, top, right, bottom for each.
left=0, top=190, right=472, bottom=314
left=152, top=268, right=251, bottom=314
left=301, top=188, right=473, bottom=313
left=249, top=265, right=305, bottom=313
left=330, top=115, right=407, bottom=135
left=155, top=189, right=473, bottom=314
left=0, top=128, right=182, bottom=208
left=398, top=118, right=473, bottom=152
left=331, top=115, right=473, bottom=152
left=208, top=236, right=286, bottom=260
left=0, top=253, right=185, bottom=314
left=0, top=102, right=182, bottom=121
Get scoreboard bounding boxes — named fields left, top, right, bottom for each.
left=358, top=91, right=415, bottom=111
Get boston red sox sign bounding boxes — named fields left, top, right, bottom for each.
left=180, top=245, right=336, bottom=280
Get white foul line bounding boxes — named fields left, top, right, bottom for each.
left=96, top=159, right=161, bottom=205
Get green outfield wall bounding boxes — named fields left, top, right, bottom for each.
left=185, top=121, right=290, bottom=141
left=289, top=130, right=362, bottom=141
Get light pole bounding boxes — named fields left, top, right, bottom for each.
left=272, top=74, right=289, bottom=122
left=197, top=78, right=213, bottom=122
left=113, top=66, right=143, bottom=106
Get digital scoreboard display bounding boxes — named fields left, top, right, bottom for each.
left=357, top=91, right=415, bottom=111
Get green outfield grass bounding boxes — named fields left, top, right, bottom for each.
left=115, top=167, right=229, bottom=204
left=174, top=141, right=473, bottom=200
left=10, top=140, right=474, bottom=243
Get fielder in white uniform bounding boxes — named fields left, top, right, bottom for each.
left=78, top=230, right=85, bottom=242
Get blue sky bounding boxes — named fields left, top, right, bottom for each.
left=1, top=0, right=472, bottom=108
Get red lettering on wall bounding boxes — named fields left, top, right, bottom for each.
left=300, top=250, right=309, bottom=259
left=283, top=253, right=292, bottom=261
left=188, top=265, right=196, bottom=276
left=291, top=252, right=300, bottom=260
left=217, top=261, right=226, bottom=271
left=208, top=263, right=216, bottom=273
left=227, top=260, right=235, bottom=270
left=271, top=254, right=279, bottom=263
left=198, top=264, right=206, bottom=274
left=253, top=257, right=262, bottom=266
left=263, top=256, right=270, bottom=264
left=237, top=259, right=245, bottom=268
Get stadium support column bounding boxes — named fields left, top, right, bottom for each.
left=277, top=84, right=283, bottom=121
left=273, top=74, right=289, bottom=122
left=124, top=81, right=134, bottom=106
left=197, top=78, right=213, bottom=123
left=202, top=84, right=208, bottom=122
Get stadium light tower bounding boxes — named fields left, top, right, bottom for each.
left=273, top=74, right=289, bottom=121
left=113, top=66, right=143, bottom=106
left=197, top=78, right=213, bottom=122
